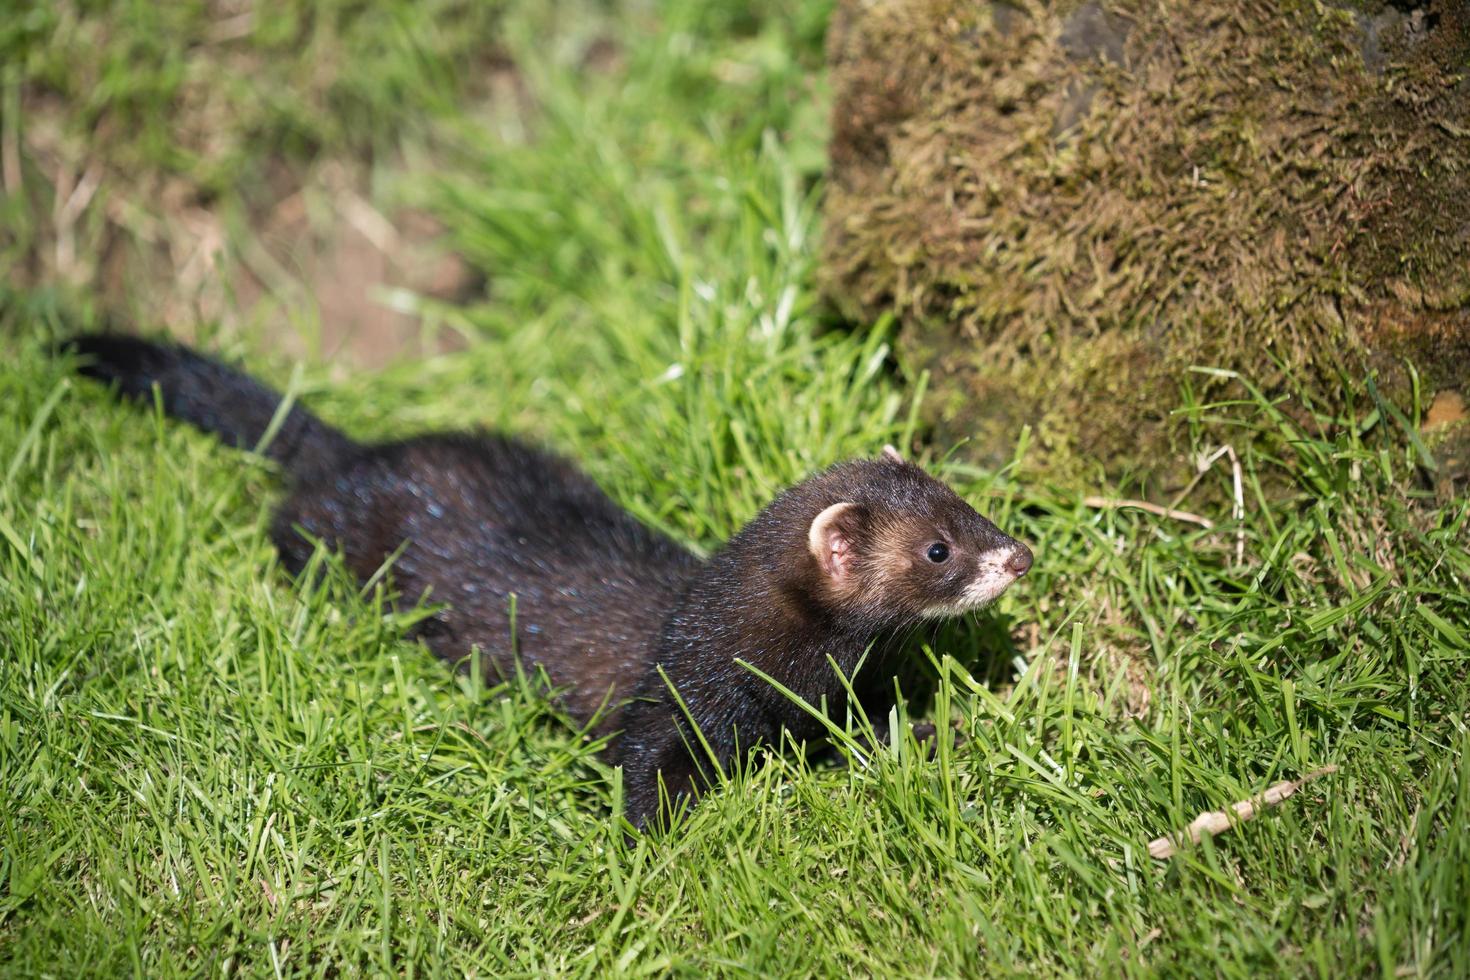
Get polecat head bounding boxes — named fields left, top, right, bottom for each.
left=801, top=446, right=1032, bottom=623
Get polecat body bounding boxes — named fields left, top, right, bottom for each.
left=66, top=335, right=1032, bottom=829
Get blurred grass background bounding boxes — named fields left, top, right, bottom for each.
left=2, top=0, right=1468, bottom=975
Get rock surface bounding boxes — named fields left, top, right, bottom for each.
left=823, top=0, right=1469, bottom=484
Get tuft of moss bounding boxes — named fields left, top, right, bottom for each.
left=822, top=0, right=1470, bottom=486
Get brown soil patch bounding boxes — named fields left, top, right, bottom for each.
left=1424, top=390, right=1466, bottom=432
left=18, top=129, right=482, bottom=368
left=2, top=8, right=541, bottom=370
left=227, top=162, right=481, bottom=369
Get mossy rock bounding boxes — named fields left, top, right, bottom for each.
left=823, top=0, right=1470, bottom=486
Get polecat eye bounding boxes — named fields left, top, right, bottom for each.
left=926, top=542, right=950, bottom=563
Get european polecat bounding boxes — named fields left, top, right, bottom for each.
left=65, top=335, right=1032, bottom=829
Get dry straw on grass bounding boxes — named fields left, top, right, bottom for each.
left=1147, top=766, right=1340, bottom=860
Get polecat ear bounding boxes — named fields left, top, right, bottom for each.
left=882, top=445, right=904, bottom=463
left=809, top=501, right=862, bottom=580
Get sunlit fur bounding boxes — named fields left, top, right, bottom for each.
left=66, top=336, right=1034, bottom=831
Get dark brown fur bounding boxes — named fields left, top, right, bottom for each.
left=65, top=335, right=1031, bottom=829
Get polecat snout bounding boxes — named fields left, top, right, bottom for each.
left=64, top=335, right=1032, bottom=830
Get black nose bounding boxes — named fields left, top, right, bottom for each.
left=1006, top=545, right=1033, bottom=578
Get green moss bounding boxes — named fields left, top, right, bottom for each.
left=824, top=0, right=1470, bottom=486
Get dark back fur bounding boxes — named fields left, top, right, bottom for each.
left=271, top=433, right=699, bottom=731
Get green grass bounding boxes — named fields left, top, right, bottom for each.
left=1, top=0, right=506, bottom=187
left=3, top=0, right=1469, bottom=976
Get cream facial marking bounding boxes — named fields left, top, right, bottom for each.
left=922, top=543, right=1031, bottom=618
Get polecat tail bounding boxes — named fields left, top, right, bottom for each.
left=64, top=334, right=357, bottom=478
